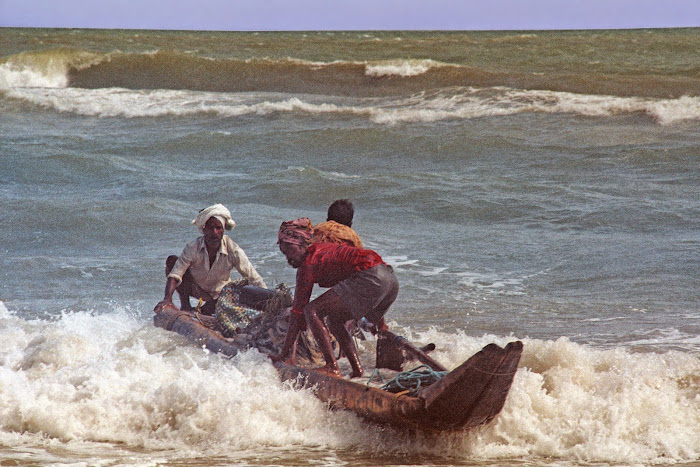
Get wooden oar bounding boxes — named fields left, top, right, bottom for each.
left=378, top=329, right=448, bottom=372
left=357, top=317, right=447, bottom=372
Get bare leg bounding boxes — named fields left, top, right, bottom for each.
left=328, top=316, right=363, bottom=378
left=304, top=290, right=362, bottom=378
left=304, top=295, right=340, bottom=377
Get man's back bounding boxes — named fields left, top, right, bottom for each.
left=312, top=220, right=363, bottom=249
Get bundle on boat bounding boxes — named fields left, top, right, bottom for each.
left=153, top=284, right=523, bottom=432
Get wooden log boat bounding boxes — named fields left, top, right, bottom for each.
left=154, top=303, right=522, bottom=432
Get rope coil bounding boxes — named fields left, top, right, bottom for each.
left=380, top=365, right=448, bottom=396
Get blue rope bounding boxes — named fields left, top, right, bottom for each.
left=381, top=365, right=448, bottom=395
left=366, top=368, right=386, bottom=385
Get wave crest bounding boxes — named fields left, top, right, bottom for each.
left=364, top=59, right=448, bottom=77
left=2, top=49, right=698, bottom=125
left=6, top=84, right=700, bottom=125
left=3, top=47, right=699, bottom=103
left=0, top=48, right=106, bottom=89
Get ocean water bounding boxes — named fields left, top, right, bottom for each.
left=1, top=28, right=698, bottom=465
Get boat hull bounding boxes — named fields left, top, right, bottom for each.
left=154, top=304, right=522, bottom=431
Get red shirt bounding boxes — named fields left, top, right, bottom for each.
left=290, top=243, right=385, bottom=316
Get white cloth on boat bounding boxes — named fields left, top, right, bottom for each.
left=168, top=235, right=267, bottom=296
left=192, top=204, right=236, bottom=232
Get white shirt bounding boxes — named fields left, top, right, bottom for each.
left=168, top=235, right=267, bottom=298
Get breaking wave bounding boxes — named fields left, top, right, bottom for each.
left=0, top=304, right=698, bottom=464
left=2, top=47, right=699, bottom=100
left=5, top=83, right=700, bottom=125
left=2, top=48, right=699, bottom=125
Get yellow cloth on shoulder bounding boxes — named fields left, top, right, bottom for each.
left=311, top=221, right=363, bottom=248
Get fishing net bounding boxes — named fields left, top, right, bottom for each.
left=215, top=281, right=264, bottom=335
left=214, top=280, right=325, bottom=365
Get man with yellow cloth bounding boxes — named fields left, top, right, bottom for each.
left=154, top=204, right=267, bottom=315
left=311, top=199, right=363, bottom=248
left=273, top=217, right=398, bottom=378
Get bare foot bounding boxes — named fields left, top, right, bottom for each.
left=268, top=353, right=283, bottom=363
left=154, top=300, right=176, bottom=313
left=313, top=365, right=342, bottom=378
left=350, top=369, right=364, bottom=379
left=269, top=354, right=295, bottom=366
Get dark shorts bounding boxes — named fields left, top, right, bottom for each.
left=331, top=264, right=399, bottom=323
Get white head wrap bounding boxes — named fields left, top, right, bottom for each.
left=192, top=204, right=236, bottom=232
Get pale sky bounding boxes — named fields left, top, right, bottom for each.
left=1, top=0, right=698, bottom=31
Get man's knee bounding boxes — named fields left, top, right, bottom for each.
left=165, top=255, right=178, bottom=275
left=303, top=303, right=323, bottom=323
left=370, top=273, right=399, bottom=321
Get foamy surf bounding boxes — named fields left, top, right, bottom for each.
left=3, top=46, right=700, bottom=125
left=4, top=78, right=700, bottom=125
left=0, top=49, right=106, bottom=89
left=2, top=28, right=699, bottom=466
left=0, top=305, right=697, bottom=464
left=364, top=59, right=449, bottom=77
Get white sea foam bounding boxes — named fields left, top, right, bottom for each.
left=625, top=327, right=700, bottom=349
left=283, top=166, right=363, bottom=185
left=455, top=271, right=527, bottom=296
left=382, top=255, right=419, bottom=269
left=404, top=330, right=700, bottom=464
left=364, top=59, right=445, bottom=77
left=0, top=49, right=105, bottom=90
left=0, top=60, right=68, bottom=89
left=649, top=95, right=700, bottom=125
left=3, top=87, right=344, bottom=118
left=368, top=88, right=700, bottom=125
left=415, top=266, right=448, bottom=277
left=0, top=308, right=698, bottom=464
left=4, top=70, right=700, bottom=125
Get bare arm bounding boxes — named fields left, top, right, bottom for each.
left=271, top=313, right=305, bottom=364
left=154, top=277, right=179, bottom=312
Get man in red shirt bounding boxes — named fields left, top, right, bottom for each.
left=274, top=218, right=399, bottom=378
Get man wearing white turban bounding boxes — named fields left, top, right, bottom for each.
left=154, top=204, right=267, bottom=315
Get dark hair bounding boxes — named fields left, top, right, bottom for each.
left=327, top=199, right=354, bottom=227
